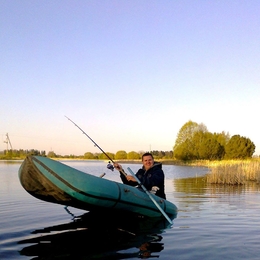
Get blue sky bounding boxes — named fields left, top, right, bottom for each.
left=1, top=1, right=260, bottom=156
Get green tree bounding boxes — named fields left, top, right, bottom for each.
left=98, top=152, right=114, bottom=160
left=174, top=120, right=208, bottom=152
left=150, top=150, right=172, bottom=160
left=164, top=151, right=173, bottom=159
left=174, top=139, right=195, bottom=160
left=191, top=131, right=224, bottom=160
left=115, top=150, right=127, bottom=160
left=84, top=152, right=95, bottom=159
left=127, top=151, right=140, bottom=160
left=40, top=150, right=46, bottom=157
left=214, top=131, right=230, bottom=147
left=47, top=151, right=57, bottom=158
left=174, top=121, right=229, bottom=160
left=27, top=149, right=41, bottom=156
left=225, top=135, right=255, bottom=159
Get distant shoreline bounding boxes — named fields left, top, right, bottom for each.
left=0, top=157, right=201, bottom=166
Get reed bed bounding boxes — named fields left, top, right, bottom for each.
left=206, top=159, right=260, bottom=185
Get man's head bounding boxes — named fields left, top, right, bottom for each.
left=142, top=152, right=154, bottom=170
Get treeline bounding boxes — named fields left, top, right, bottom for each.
left=0, top=120, right=257, bottom=161
left=0, top=149, right=173, bottom=160
left=0, top=149, right=47, bottom=159
left=83, top=150, right=173, bottom=160
left=173, top=120, right=256, bottom=160
left=0, top=149, right=77, bottom=159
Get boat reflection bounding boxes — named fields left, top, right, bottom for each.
left=18, top=210, right=176, bottom=259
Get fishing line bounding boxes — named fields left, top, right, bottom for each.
left=65, top=116, right=127, bottom=176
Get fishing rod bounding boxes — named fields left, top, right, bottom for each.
left=127, top=167, right=173, bottom=225
left=65, top=116, right=127, bottom=177
left=66, top=116, right=172, bottom=223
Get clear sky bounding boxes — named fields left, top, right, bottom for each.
left=1, top=1, right=260, bottom=156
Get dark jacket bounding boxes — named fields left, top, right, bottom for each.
left=120, top=162, right=166, bottom=199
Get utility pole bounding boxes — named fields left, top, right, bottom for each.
left=4, top=133, right=13, bottom=152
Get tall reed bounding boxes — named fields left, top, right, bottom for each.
left=206, top=159, right=260, bottom=185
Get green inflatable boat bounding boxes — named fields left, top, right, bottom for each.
left=18, top=156, right=177, bottom=219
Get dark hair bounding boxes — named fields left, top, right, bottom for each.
left=142, top=152, right=154, bottom=160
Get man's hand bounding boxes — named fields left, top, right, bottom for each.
left=113, top=163, right=123, bottom=171
left=126, top=175, right=137, bottom=182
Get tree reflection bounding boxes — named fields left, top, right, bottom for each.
left=173, top=176, right=260, bottom=198
left=174, top=177, right=207, bottom=195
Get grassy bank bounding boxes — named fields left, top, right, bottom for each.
left=206, top=159, right=260, bottom=185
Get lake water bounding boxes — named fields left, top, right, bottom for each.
left=0, top=160, right=260, bottom=259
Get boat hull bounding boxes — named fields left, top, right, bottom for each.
left=19, top=156, right=177, bottom=218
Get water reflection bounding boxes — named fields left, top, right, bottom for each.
left=18, top=210, right=174, bottom=259
left=173, top=177, right=260, bottom=221
left=174, top=177, right=207, bottom=195
left=174, top=176, right=260, bottom=196
left=0, top=160, right=23, bottom=165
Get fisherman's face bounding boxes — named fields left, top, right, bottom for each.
left=142, top=155, right=154, bottom=170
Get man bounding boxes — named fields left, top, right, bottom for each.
left=114, top=152, right=166, bottom=199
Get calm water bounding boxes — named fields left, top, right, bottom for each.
left=0, top=160, right=260, bottom=259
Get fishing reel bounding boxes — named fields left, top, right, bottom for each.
left=107, top=161, right=114, bottom=171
